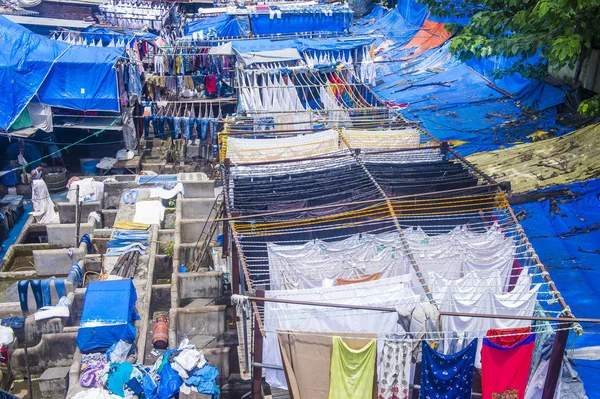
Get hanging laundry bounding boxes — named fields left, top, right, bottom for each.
left=377, top=333, right=411, bottom=399
left=420, top=339, right=477, bottom=399
left=328, top=336, right=376, bottom=399
left=481, top=327, right=535, bottom=399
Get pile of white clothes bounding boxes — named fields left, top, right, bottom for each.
left=263, top=274, right=420, bottom=389
left=67, top=178, right=105, bottom=203
left=359, top=148, right=443, bottom=164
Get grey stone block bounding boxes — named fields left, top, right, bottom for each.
left=38, top=366, right=70, bottom=399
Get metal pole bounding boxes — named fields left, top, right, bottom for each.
left=251, top=290, right=265, bottom=399
left=24, top=346, right=33, bottom=399
left=75, top=185, right=81, bottom=247
left=542, top=321, right=571, bottom=399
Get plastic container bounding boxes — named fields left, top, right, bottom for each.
left=152, top=316, right=169, bottom=349
left=43, top=166, right=67, bottom=192
left=81, top=161, right=98, bottom=176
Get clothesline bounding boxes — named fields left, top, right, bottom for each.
left=239, top=295, right=594, bottom=324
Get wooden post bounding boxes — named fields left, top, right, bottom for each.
left=75, top=185, right=81, bottom=247
left=231, top=239, right=240, bottom=296
left=541, top=321, right=571, bottom=399
left=252, top=290, right=265, bottom=399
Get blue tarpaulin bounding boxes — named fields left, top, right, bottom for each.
left=185, top=14, right=250, bottom=38
left=77, top=279, right=138, bottom=353
left=249, top=7, right=353, bottom=35
left=512, top=179, right=600, bottom=398
left=0, top=15, right=123, bottom=131
left=230, top=36, right=374, bottom=54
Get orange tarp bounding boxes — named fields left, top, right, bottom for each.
left=400, top=19, right=452, bottom=60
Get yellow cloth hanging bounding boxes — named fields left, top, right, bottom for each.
left=113, top=221, right=150, bottom=230
left=328, top=337, right=376, bottom=399
left=175, top=56, right=182, bottom=75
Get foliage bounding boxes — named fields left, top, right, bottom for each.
left=164, top=240, right=175, bottom=258
left=418, top=0, right=600, bottom=78
left=578, top=96, right=600, bottom=117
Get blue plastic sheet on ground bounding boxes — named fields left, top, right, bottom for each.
left=185, top=14, right=250, bottom=38
left=0, top=15, right=122, bottom=131
left=77, top=279, right=138, bottom=353
left=512, top=179, right=600, bottom=398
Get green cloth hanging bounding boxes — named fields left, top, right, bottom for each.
left=328, top=336, right=376, bottom=399
left=9, top=108, right=33, bottom=131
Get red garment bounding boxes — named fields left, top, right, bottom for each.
left=205, top=75, right=217, bottom=95
left=481, top=327, right=535, bottom=399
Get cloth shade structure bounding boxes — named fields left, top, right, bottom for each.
left=0, top=15, right=124, bottom=131
left=249, top=5, right=354, bottom=36
left=76, top=280, right=138, bottom=353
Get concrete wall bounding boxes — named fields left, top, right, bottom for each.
left=169, top=305, right=226, bottom=341
left=178, top=272, right=223, bottom=302
left=46, top=222, right=95, bottom=248
left=179, top=175, right=215, bottom=198
left=57, top=202, right=103, bottom=224
left=11, top=332, right=78, bottom=378
left=180, top=198, right=216, bottom=219
left=33, top=244, right=87, bottom=276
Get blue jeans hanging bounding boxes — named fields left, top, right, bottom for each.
left=172, top=117, right=181, bottom=139
left=181, top=118, right=191, bottom=140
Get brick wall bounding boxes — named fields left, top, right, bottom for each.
left=30, top=2, right=95, bottom=20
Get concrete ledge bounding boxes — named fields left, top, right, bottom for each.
left=169, top=305, right=227, bottom=346
left=46, top=222, right=95, bottom=247
left=11, top=332, right=78, bottom=378
left=33, top=244, right=87, bottom=276
left=178, top=272, right=223, bottom=301
left=57, top=201, right=103, bottom=224
left=180, top=198, right=217, bottom=218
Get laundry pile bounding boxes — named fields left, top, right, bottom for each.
left=77, top=339, right=220, bottom=399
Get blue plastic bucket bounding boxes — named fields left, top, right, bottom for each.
left=81, top=161, right=98, bottom=176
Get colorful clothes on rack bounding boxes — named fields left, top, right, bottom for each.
left=481, top=327, right=535, bottom=399
left=377, top=333, right=411, bottom=399
left=420, top=339, right=477, bottom=399
left=328, top=336, right=376, bottom=399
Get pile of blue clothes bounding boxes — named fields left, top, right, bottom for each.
left=106, top=230, right=149, bottom=257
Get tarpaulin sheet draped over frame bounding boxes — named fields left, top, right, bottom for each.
left=184, top=13, right=250, bottom=38
left=249, top=10, right=353, bottom=35
left=230, top=37, right=374, bottom=54
left=77, top=279, right=138, bottom=353
left=0, top=15, right=122, bottom=131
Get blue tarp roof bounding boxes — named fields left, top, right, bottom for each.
left=185, top=14, right=250, bottom=38
left=0, top=15, right=123, bottom=131
left=249, top=7, right=353, bottom=35
left=77, top=279, right=138, bottom=353
left=230, top=36, right=374, bottom=54
left=512, top=179, right=600, bottom=398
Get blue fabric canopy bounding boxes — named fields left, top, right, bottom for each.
left=0, top=15, right=123, bottom=131
left=249, top=8, right=353, bottom=35
left=231, top=36, right=374, bottom=54
left=185, top=14, right=250, bottom=38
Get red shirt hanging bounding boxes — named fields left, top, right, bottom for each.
left=481, top=327, right=535, bottom=399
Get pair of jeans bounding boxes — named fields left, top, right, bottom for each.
left=165, top=117, right=175, bottom=139
left=41, top=278, right=67, bottom=306
left=200, top=118, right=210, bottom=142
left=181, top=117, right=192, bottom=140
left=155, top=116, right=165, bottom=138
left=143, top=116, right=152, bottom=138
left=18, top=280, right=43, bottom=311
left=172, top=117, right=181, bottom=139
